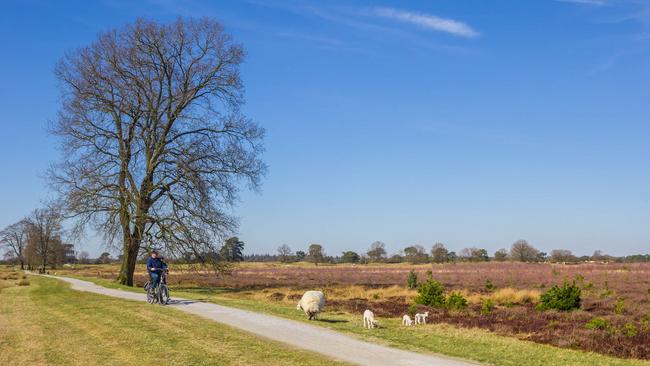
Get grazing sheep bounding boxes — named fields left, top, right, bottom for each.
left=363, top=309, right=378, bottom=329
left=414, top=311, right=429, bottom=325
left=402, top=314, right=413, bottom=326
left=296, top=291, right=325, bottom=320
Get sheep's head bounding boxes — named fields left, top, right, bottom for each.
left=296, top=303, right=302, bottom=310
left=424, top=311, right=429, bottom=317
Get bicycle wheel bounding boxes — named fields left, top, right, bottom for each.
left=159, top=284, right=169, bottom=305
left=147, top=286, right=156, bottom=304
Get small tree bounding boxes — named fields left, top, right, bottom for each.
left=24, top=206, right=65, bottom=272
left=277, top=244, right=292, bottom=263
left=307, top=244, right=324, bottom=265
left=430, top=243, right=448, bottom=263
left=220, top=237, right=245, bottom=262
left=414, top=279, right=446, bottom=307
left=537, top=282, right=581, bottom=311
left=78, top=251, right=91, bottom=264
left=510, top=240, right=540, bottom=262
left=407, top=269, right=418, bottom=289
left=340, top=251, right=360, bottom=263
left=367, top=241, right=387, bottom=262
left=493, top=248, right=508, bottom=261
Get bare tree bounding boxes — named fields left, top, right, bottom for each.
left=510, top=240, right=540, bottom=262
left=0, top=219, right=29, bottom=269
left=307, top=244, right=324, bottom=265
left=550, top=249, right=577, bottom=263
left=24, top=207, right=64, bottom=272
left=277, top=244, right=292, bottom=263
left=78, top=251, right=91, bottom=264
left=430, top=243, right=448, bottom=263
left=366, top=241, right=387, bottom=262
left=493, top=248, right=508, bottom=261
left=50, top=18, right=266, bottom=285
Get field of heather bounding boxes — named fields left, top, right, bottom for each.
left=54, top=261, right=650, bottom=359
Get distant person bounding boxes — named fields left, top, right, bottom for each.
left=146, top=250, right=164, bottom=288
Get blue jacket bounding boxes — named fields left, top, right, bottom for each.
left=146, top=257, right=164, bottom=274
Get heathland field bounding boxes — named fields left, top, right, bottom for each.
left=50, top=261, right=650, bottom=365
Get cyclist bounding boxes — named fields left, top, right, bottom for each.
left=146, top=250, right=165, bottom=289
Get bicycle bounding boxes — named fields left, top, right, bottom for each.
left=144, top=269, right=170, bottom=305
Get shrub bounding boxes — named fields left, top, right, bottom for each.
left=622, top=323, right=638, bottom=337
left=537, top=281, right=581, bottom=311
left=614, top=298, right=625, bottom=315
left=446, top=292, right=468, bottom=310
left=485, top=279, right=495, bottom=291
left=585, top=317, right=609, bottom=330
left=414, top=279, right=446, bottom=307
left=406, top=270, right=418, bottom=289
left=407, top=303, right=418, bottom=317
left=481, top=298, right=495, bottom=315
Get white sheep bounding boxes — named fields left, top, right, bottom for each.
left=296, top=291, right=325, bottom=320
left=414, top=311, right=429, bottom=325
left=402, top=314, right=413, bottom=326
left=363, top=309, right=378, bottom=329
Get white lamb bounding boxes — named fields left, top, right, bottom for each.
left=296, top=291, right=325, bottom=320
left=402, top=314, right=413, bottom=326
left=363, top=309, right=378, bottom=329
left=414, top=311, right=429, bottom=325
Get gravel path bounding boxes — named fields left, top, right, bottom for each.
left=47, top=275, right=477, bottom=366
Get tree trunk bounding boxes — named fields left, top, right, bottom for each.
left=19, top=260, right=24, bottom=270
left=117, top=235, right=140, bottom=286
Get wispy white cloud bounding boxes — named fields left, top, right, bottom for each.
left=371, top=7, right=479, bottom=38
left=554, top=0, right=607, bottom=6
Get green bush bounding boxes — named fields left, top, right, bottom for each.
left=614, top=298, right=625, bottom=315
left=585, top=317, right=608, bottom=330
left=622, top=323, right=638, bottom=337
left=481, top=298, right=495, bottom=315
left=446, top=292, right=468, bottom=310
left=414, top=279, right=446, bottom=307
left=407, top=270, right=418, bottom=289
left=485, top=279, right=495, bottom=291
left=537, top=281, right=581, bottom=311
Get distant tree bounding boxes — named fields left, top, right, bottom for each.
left=295, top=251, right=306, bottom=261
left=24, top=206, right=65, bottom=272
left=367, top=241, right=387, bottom=262
left=98, top=252, right=112, bottom=264
left=510, top=240, right=540, bottom=262
left=460, top=247, right=489, bottom=262
left=430, top=243, right=449, bottom=263
left=0, top=219, right=29, bottom=269
left=220, top=237, right=245, bottom=262
left=386, top=254, right=403, bottom=263
left=591, top=250, right=612, bottom=262
left=403, top=245, right=428, bottom=264
left=493, top=248, right=509, bottom=262
left=78, top=251, right=91, bottom=264
left=549, top=249, right=577, bottom=263
left=277, top=244, right=293, bottom=263
left=307, top=244, right=325, bottom=265
left=340, top=251, right=360, bottom=263
left=447, top=251, right=458, bottom=262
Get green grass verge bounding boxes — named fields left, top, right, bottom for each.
left=0, top=274, right=349, bottom=366
left=62, top=274, right=650, bottom=366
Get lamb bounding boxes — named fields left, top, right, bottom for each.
left=363, top=309, right=378, bottom=329
left=296, top=291, right=325, bottom=320
left=402, top=314, right=413, bottom=326
left=414, top=311, right=429, bottom=325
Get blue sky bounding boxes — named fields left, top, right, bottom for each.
left=1, top=0, right=649, bottom=257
